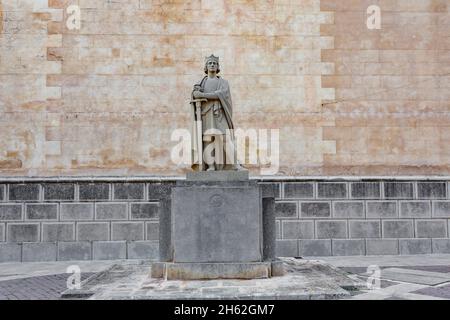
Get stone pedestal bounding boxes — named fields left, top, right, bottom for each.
left=152, top=171, right=281, bottom=280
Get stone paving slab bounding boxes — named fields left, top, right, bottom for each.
left=77, top=258, right=364, bottom=300
left=349, top=283, right=431, bottom=300
left=399, top=266, right=450, bottom=273
left=316, top=254, right=450, bottom=268
left=342, top=265, right=450, bottom=275
left=379, top=268, right=450, bottom=286
left=2, top=256, right=450, bottom=300
left=0, top=260, right=119, bottom=281
left=413, top=283, right=450, bottom=299
left=0, top=273, right=94, bottom=300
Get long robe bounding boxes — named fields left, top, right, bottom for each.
left=190, top=76, right=237, bottom=170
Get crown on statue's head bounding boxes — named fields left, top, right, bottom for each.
left=205, top=54, right=219, bottom=64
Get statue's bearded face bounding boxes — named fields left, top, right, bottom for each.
left=206, top=60, right=218, bottom=73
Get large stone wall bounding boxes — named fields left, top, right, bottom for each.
left=1, top=0, right=448, bottom=176
left=0, top=0, right=335, bottom=176
left=1, top=179, right=449, bottom=262
left=320, top=0, right=450, bottom=175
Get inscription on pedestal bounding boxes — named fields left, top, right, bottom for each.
left=172, top=185, right=261, bottom=263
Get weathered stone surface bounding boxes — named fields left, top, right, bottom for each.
left=42, top=223, right=74, bottom=242
left=366, top=239, right=399, bottom=255
left=58, top=242, right=92, bottom=261
left=432, top=201, right=450, bottom=218
left=0, top=1, right=450, bottom=177
left=349, top=220, right=380, bottom=238
left=367, top=201, right=397, bottom=218
left=86, top=259, right=355, bottom=300
left=112, top=222, right=144, bottom=241
left=284, top=183, right=314, bottom=199
left=262, top=197, right=276, bottom=261
left=146, top=222, right=159, bottom=241
left=415, top=220, right=447, bottom=238
left=350, top=182, right=380, bottom=199
left=157, top=262, right=271, bottom=280
left=130, top=203, right=159, bottom=220
left=333, top=201, right=364, bottom=218
left=380, top=268, right=450, bottom=286
left=276, top=220, right=281, bottom=239
left=399, top=239, right=432, bottom=255
left=172, top=184, right=261, bottom=263
left=260, top=183, right=281, bottom=198
left=298, top=239, right=332, bottom=256
left=270, top=260, right=286, bottom=277
left=61, top=203, right=94, bottom=220
left=417, top=182, right=446, bottom=199
left=318, top=183, right=347, bottom=199
left=384, top=182, right=414, bottom=199
left=7, top=223, right=39, bottom=242
left=148, top=183, right=173, bottom=200
left=0, top=224, right=4, bottom=241
left=79, top=184, right=110, bottom=201
left=0, top=204, right=22, bottom=220
left=275, top=201, right=298, bottom=218
left=432, top=239, right=450, bottom=254
left=96, top=203, right=128, bottom=220
left=187, top=171, right=249, bottom=181
left=158, top=197, right=172, bottom=262
left=316, top=220, right=347, bottom=239
left=332, top=240, right=365, bottom=256
left=300, top=202, right=330, bottom=218
left=151, top=262, right=165, bottom=278
left=43, top=183, right=75, bottom=201
left=275, top=240, right=298, bottom=257
left=127, top=241, right=159, bottom=259
left=281, top=220, right=314, bottom=239
left=113, top=183, right=145, bottom=200
left=93, top=241, right=127, bottom=260
left=22, top=243, right=57, bottom=262
left=77, top=222, right=109, bottom=241
left=382, top=220, right=414, bottom=238
left=26, top=204, right=58, bottom=220
left=400, top=201, right=431, bottom=218
left=8, top=184, right=40, bottom=201
left=0, top=243, right=22, bottom=262
left=445, top=219, right=449, bottom=240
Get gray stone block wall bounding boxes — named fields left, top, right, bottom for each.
left=275, top=180, right=450, bottom=257
left=0, top=179, right=449, bottom=261
left=22, top=243, right=57, bottom=262
left=0, top=182, right=160, bottom=262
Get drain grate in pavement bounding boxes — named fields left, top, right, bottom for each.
left=0, top=273, right=95, bottom=300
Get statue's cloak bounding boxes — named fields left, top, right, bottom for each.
left=190, top=76, right=235, bottom=169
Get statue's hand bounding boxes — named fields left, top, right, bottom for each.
left=193, top=91, right=204, bottom=99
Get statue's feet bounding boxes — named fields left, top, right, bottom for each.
left=233, top=163, right=247, bottom=171
left=206, top=167, right=215, bottom=172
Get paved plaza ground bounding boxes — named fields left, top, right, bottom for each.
left=0, top=255, right=449, bottom=300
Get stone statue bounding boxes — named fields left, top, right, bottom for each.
left=190, top=55, right=243, bottom=171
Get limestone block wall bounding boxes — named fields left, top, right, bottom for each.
left=320, top=0, right=450, bottom=175
left=1, top=1, right=449, bottom=176
left=0, top=179, right=449, bottom=262
left=0, top=0, right=336, bottom=176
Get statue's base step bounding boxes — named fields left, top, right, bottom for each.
left=62, top=259, right=362, bottom=300
left=186, top=170, right=249, bottom=181
left=150, top=261, right=285, bottom=280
